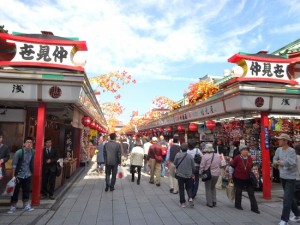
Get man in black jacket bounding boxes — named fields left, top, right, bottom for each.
left=0, top=133, right=10, bottom=178
left=103, top=133, right=121, bottom=192
left=41, top=138, right=58, bottom=200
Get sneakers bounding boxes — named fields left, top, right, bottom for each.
left=188, top=198, right=194, bottom=208
left=278, top=220, right=288, bottom=225
left=290, top=216, right=300, bottom=222
left=7, top=206, right=16, bottom=214
left=180, top=203, right=186, bottom=208
left=23, top=204, right=34, bottom=212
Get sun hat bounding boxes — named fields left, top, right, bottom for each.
left=203, top=143, right=214, bottom=152
left=239, top=145, right=249, bottom=152
left=152, top=137, right=158, bottom=142
left=276, top=133, right=292, bottom=141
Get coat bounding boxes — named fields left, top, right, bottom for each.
left=0, top=144, right=10, bottom=176
left=43, top=147, right=58, bottom=173
left=103, top=140, right=121, bottom=166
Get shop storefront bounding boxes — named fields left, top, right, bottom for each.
left=0, top=31, right=107, bottom=205
left=139, top=47, right=300, bottom=199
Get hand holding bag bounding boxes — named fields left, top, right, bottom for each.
left=117, top=166, right=126, bottom=179
left=226, top=179, right=235, bottom=201
left=2, top=177, right=16, bottom=196
left=201, top=153, right=214, bottom=182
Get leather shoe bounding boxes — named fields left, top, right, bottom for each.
left=149, top=181, right=154, bottom=184
left=105, top=186, right=109, bottom=192
left=213, top=202, right=216, bottom=207
left=251, top=209, right=260, bottom=214
left=206, top=204, right=213, bottom=208
left=235, top=206, right=243, bottom=210
left=156, top=183, right=160, bottom=187
left=110, top=187, right=114, bottom=191
left=49, top=196, right=55, bottom=200
left=137, top=180, right=140, bottom=185
left=173, top=191, right=178, bottom=194
left=169, top=188, right=174, bottom=193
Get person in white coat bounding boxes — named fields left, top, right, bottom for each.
left=130, top=140, right=144, bottom=185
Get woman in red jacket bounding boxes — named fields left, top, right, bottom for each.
left=230, top=145, right=260, bottom=214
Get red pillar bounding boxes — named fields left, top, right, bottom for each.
left=260, top=111, right=271, bottom=199
left=32, top=102, right=46, bottom=206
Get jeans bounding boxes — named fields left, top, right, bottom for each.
left=192, top=167, right=200, bottom=198
left=11, top=177, right=31, bottom=205
left=105, top=165, right=118, bottom=188
left=281, top=178, right=299, bottom=222
left=161, top=158, right=166, bottom=176
left=177, top=176, right=193, bottom=203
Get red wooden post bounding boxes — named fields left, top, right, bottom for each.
left=260, top=111, right=271, bottom=199
left=32, top=102, right=46, bottom=206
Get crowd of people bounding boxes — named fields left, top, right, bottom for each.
left=1, top=131, right=300, bottom=225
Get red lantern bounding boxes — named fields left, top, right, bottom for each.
left=81, top=116, right=91, bottom=126
left=166, top=126, right=172, bottom=132
left=189, top=123, right=198, bottom=131
left=177, top=125, right=183, bottom=132
left=90, top=121, right=96, bottom=129
left=159, top=128, right=163, bottom=132
left=206, top=120, right=216, bottom=130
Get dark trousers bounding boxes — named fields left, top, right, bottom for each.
left=235, top=183, right=258, bottom=211
left=42, top=170, right=56, bottom=196
left=131, top=165, right=141, bottom=182
left=11, top=177, right=31, bottom=205
left=177, top=177, right=193, bottom=203
left=105, top=165, right=118, bottom=188
left=281, top=178, right=299, bottom=222
left=192, top=168, right=200, bottom=198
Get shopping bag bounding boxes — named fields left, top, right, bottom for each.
left=226, top=180, right=235, bottom=202
left=220, top=153, right=227, bottom=167
left=117, top=166, right=126, bottom=179
left=2, top=177, right=16, bottom=196
left=56, top=162, right=62, bottom=177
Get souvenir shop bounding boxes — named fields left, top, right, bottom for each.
left=0, top=31, right=107, bottom=205
left=139, top=47, right=300, bottom=199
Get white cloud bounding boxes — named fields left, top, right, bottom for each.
left=270, top=23, right=300, bottom=34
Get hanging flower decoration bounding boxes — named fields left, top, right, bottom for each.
left=152, top=96, right=177, bottom=110
left=89, top=70, right=136, bottom=99
left=187, top=81, right=219, bottom=103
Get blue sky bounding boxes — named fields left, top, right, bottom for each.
left=1, top=0, right=300, bottom=123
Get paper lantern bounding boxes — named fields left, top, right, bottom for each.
left=159, top=128, right=164, bottom=132
left=81, top=116, right=91, bottom=126
left=89, top=121, right=97, bottom=130
left=177, top=125, right=184, bottom=132
left=166, top=126, right=172, bottom=132
left=189, top=123, right=198, bottom=132
left=206, top=120, right=216, bottom=130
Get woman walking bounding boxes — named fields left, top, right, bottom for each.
left=174, top=143, right=195, bottom=208
left=230, top=145, right=260, bottom=214
left=130, top=140, right=144, bottom=185
left=200, top=143, right=221, bottom=207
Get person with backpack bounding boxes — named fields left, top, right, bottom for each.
left=187, top=139, right=203, bottom=199
left=8, top=137, right=35, bottom=214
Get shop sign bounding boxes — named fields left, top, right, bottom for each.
left=245, top=60, right=290, bottom=82
left=0, top=83, right=37, bottom=101
left=49, top=86, right=62, bottom=99
left=225, top=95, right=270, bottom=111
left=42, top=85, right=81, bottom=102
left=271, top=97, right=298, bottom=112
left=264, top=126, right=269, bottom=149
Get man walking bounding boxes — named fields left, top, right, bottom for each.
left=273, top=133, right=300, bottom=225
left=147, top=137, right=162, bottom=186
left=41, top=138, right=58, bottom=200
left=103, top=133, right=121, bottom=192
left=8, top=137, right=35, bottom=213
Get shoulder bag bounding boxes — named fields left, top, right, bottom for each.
left=201, top=153, right=214, bottom=182
left=175, top=153, right=188, bottom=179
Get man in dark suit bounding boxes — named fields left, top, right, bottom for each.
left=103, top=133, right=121, bottom=192
left=41, top=138, right=58, bottom=199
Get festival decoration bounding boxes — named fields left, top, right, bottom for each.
left=206, top=120, right=216, bottom=130
left=166, top=126, right=172, bottom=132
left=189, top=123, right=198, bottom=131
left=152, top=96, right=177, bottom=110
left=81, top=116, right=91, bottom=126
left=177, top=125, right=184, bottom=132
left=187, top=81, right=219, bottom=103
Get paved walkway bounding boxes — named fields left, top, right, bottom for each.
left=0, top=162, right=298, bottom=225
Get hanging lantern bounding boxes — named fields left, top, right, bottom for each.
left=166, top=126, right=172, bottom=132
left=159, top=128, right=163, bottom=133
left=189, top=123, right=198, bottom=132
left=206, top=120, right=216, bottom=130
left=177, top=125, right=184, bottom=132
left=81, top=116, right=91, bottom=126
left=89, top=121, right=97, bottom=130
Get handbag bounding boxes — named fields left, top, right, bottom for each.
left=194, top=148, right=202, bottom=164
left=2, top=177, right=16, bottom=196
left=201, top=153, right=214, bottom=182
left=249, top=170, right=258, bottom=188
left=226, top=179, right=235, bottom=202
left=56, top=162, right=62, bottom=177
left=175, top=153, right=188, bottom=179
